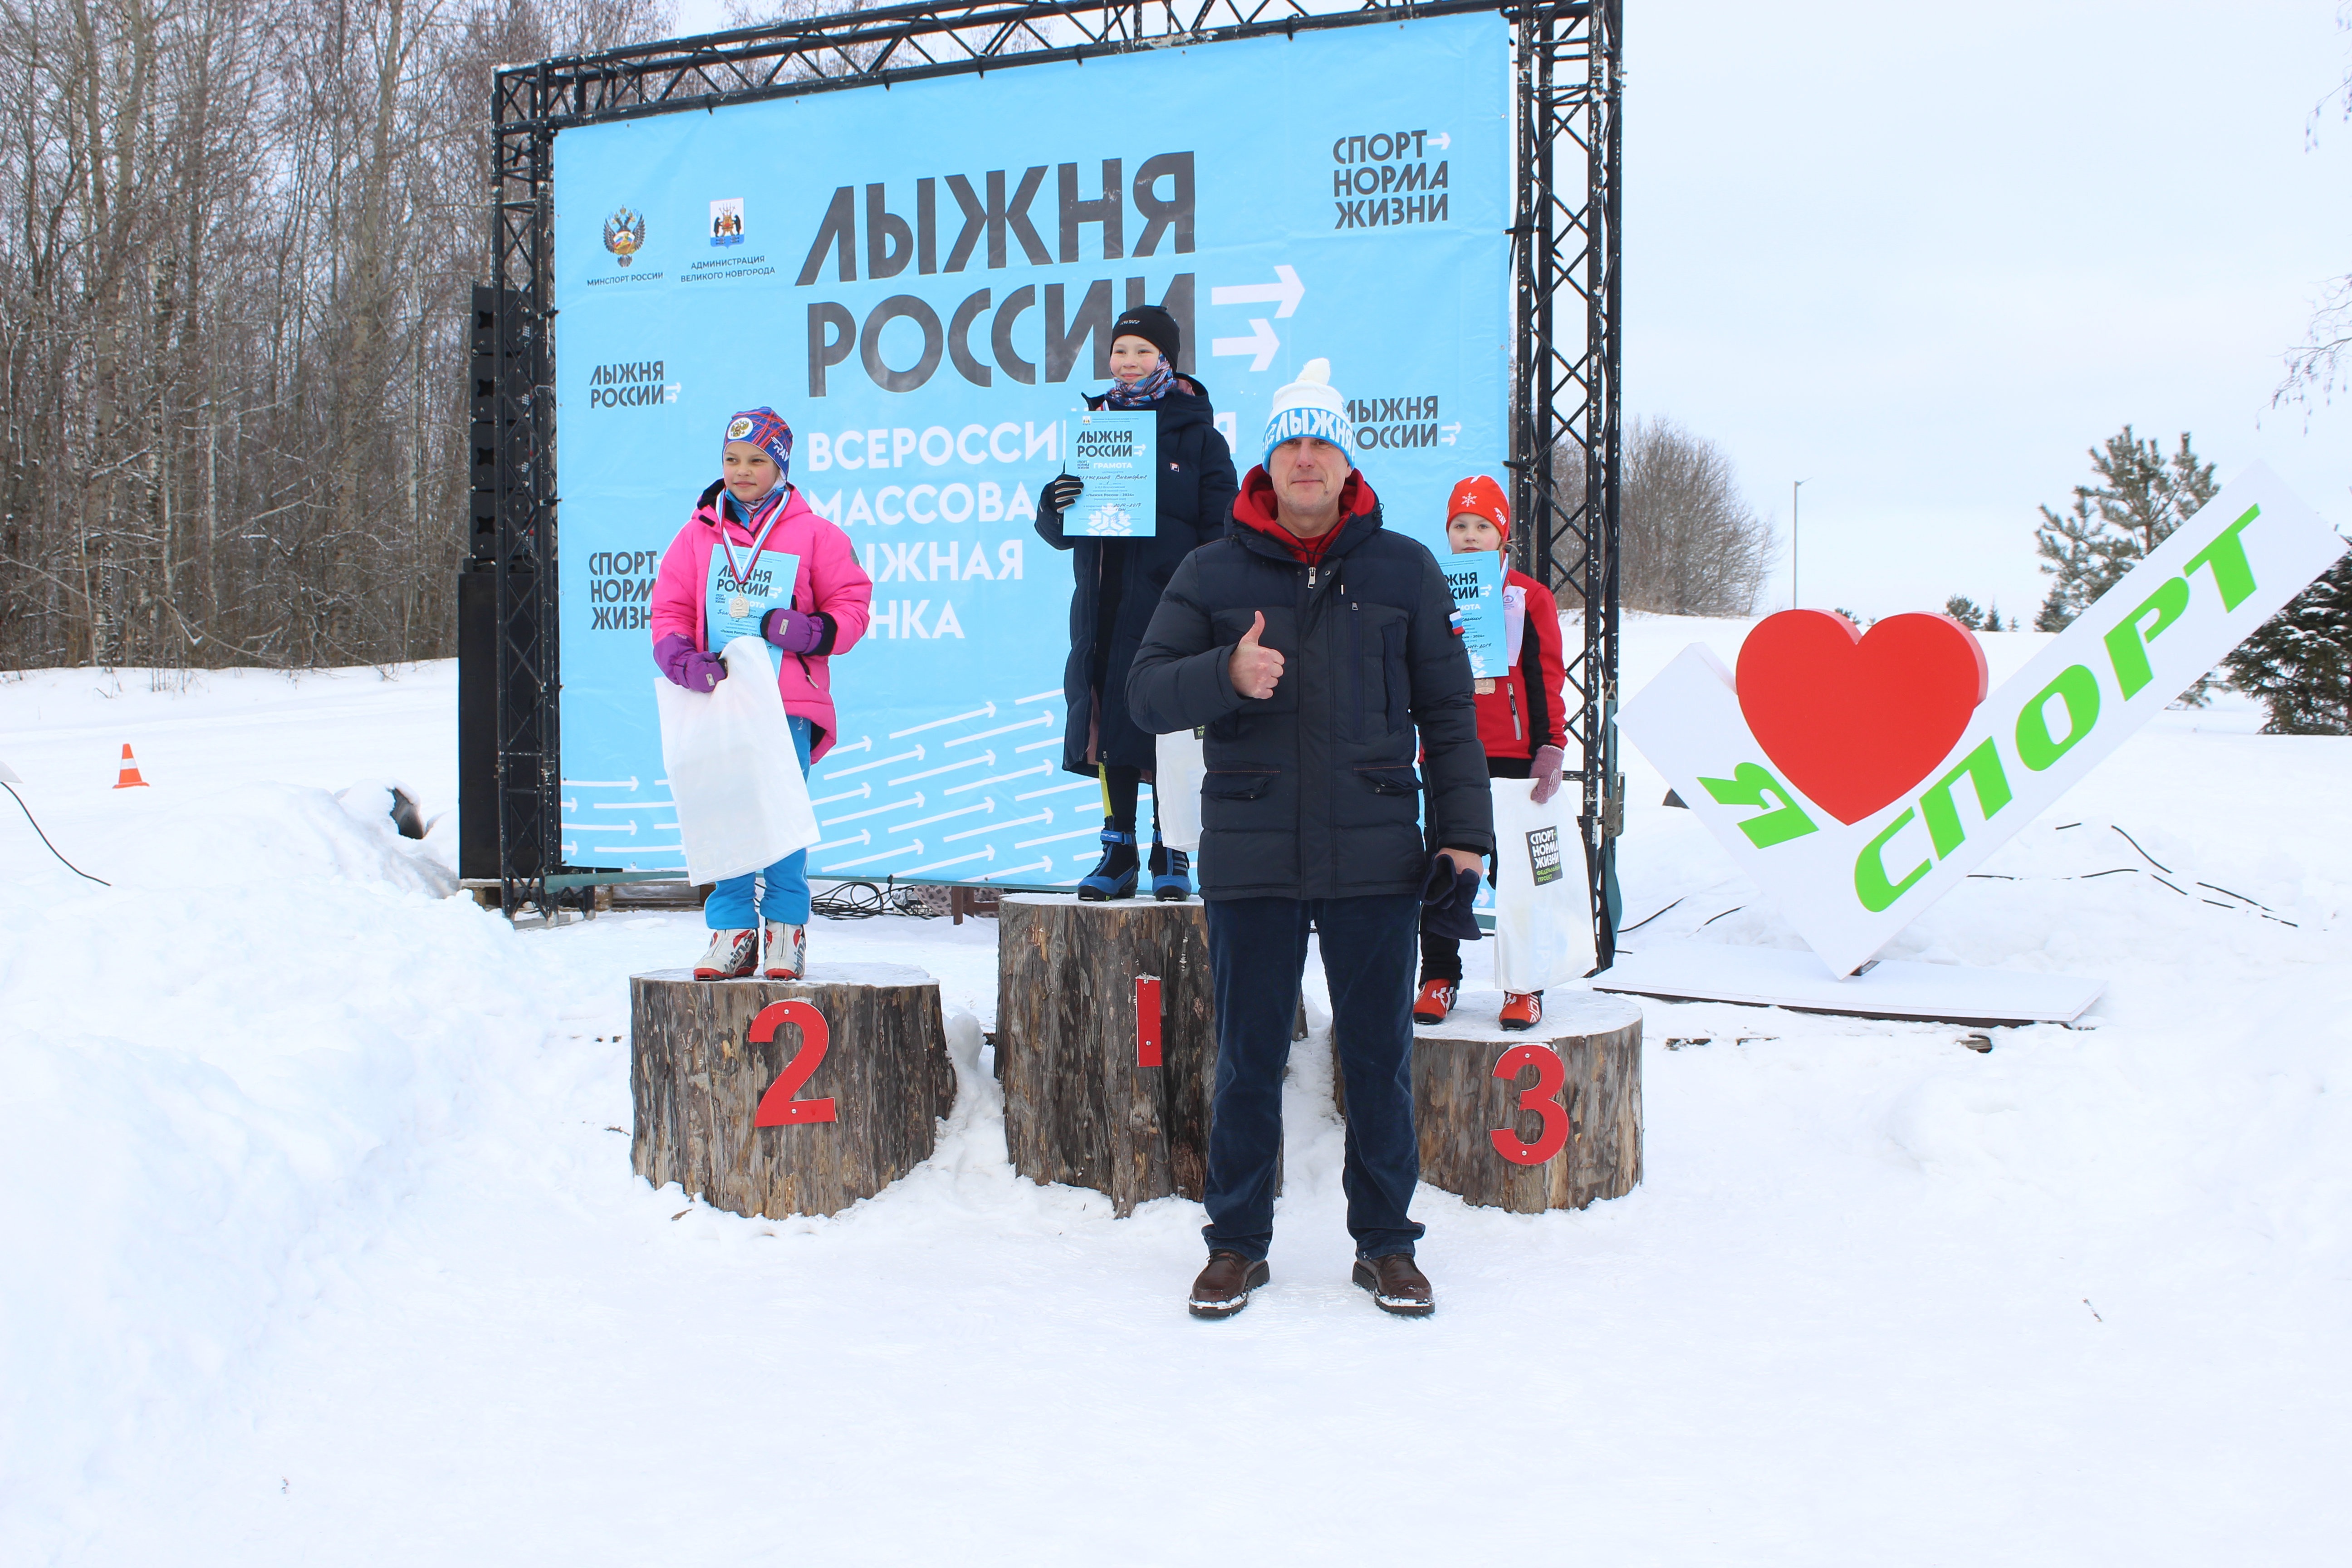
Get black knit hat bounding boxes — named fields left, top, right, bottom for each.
left=1109, top=304, right=1181, bottom=367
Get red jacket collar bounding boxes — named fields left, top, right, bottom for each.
left=1233, top=468, right=1377, bottom=563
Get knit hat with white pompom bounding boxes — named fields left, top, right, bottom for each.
left=1260, top=358, right=1353, bottom=470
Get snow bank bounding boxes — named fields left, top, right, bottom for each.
left=3, top=639, right=2348, bottom=1562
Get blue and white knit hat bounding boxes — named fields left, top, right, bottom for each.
left=1260, top=358, right=1353, bottom=470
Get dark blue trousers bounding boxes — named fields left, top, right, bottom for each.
left=1202, top=894, right=1426, bottom=1262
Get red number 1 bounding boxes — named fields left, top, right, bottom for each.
left=1488, top=1043, right=1570, bottom=1165
left=750, top=1000, right=836, bottom=1126
left=1136, top=975, right=1162, bottom=1067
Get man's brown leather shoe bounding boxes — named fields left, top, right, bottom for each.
left=1187, top=1250, right=1270, bottom=1319
left=1352, top=1253, right=1435, bottom=1317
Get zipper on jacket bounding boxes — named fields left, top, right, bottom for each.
left=1508, top=684, right=1523, bottom=740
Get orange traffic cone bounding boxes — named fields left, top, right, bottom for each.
left=113, top=744, right=148, bottom=789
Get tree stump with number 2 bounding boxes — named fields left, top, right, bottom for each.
left=1401, top=990, right=1644, bottom=1213
left=996, top=894, right=1220, bottom=1216
left=630, top=963, right=955, bottom=1219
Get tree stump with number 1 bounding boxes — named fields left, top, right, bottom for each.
left=630, top=963, right=955, bottom=1219
left=996, top=894, right=1220, bottom=1216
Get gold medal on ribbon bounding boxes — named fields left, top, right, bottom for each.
left=728, top=593, right=750, bottom=620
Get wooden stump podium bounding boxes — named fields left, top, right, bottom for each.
left=997, top=894, right=1217, bottom=1216
left=631, top=962, right=954, bottom=1219
left=1364, top=989, right=1644, bottom=1213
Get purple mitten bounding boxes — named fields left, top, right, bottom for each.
left=655, top=632, right=727, bottom=693
left=1530, top=744, right=1568, bottom=805
left=761, top=607, right=826, bottom=656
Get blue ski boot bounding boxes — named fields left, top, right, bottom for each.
left=1076, top=822, right=1140, bottom=901
left=1149, top=839, right=1192, bottom=901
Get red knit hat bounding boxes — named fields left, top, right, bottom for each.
left=1446, top=475, right=1510, bottom=542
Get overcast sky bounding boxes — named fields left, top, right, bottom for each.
left=670, top=0, right=2351, bottom=622
left=1627, top=0, right=2352, bottom=621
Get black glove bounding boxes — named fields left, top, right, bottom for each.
left=1042, top=473, right=1084, bottom=518
left=1420, top=853, right=1485, bottom=942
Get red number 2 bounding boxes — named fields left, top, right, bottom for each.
left=750, top=1000, right=837, bottom=1127
left=1488, top=1043, right=1570, bottom=1165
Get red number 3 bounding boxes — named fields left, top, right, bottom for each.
left=750, top=1000, right=836, bottom=1127
left=1488, top=1043, right=1570, bottom=1165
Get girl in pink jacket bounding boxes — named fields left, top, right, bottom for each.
left=650, top=407, right=874, bottom=980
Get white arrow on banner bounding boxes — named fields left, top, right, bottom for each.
left=1213, top=318, right=1280, bottom=372
left=1210, top=265, right=1305, bottom=318
left=1429, top=131, right=1451, bottom=150
left=891, top=702, right=995, bottom=739
left=808, top=780, right=871, bottom=808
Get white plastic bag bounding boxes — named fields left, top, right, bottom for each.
left=1490, top=777, right=1597, bottom=992
left=1153, top=725, right=1206, bottom=853
left=655, top=636, right=820, bottom=885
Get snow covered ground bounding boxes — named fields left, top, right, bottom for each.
left=3, top=625, right=2347, bottom=1565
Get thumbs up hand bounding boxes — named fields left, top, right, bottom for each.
left=1229, top=611, right=1285, bottom=701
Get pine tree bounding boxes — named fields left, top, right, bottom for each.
left=2223, top=549, right=2352, bottom=735
left=2033, top=428, right=2219, bottom=629
left=1942, top=594, right=1985, bottom=629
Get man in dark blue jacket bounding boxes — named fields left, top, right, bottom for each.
left=1127, top=358, right=1493, bottom=1319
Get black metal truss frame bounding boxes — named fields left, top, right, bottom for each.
left=1510, top=0, right=1622, bottom=963
left=489, top=0, right=1622, bottom=957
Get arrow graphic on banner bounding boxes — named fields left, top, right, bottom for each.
left=891, top=751, right=992, bottom=786
left=1213, top=318, right=1281, bottom=372
left=1440, top=422, right=1462, bottom=446
left=956, top=808, right=1050, bottom=843
left=808, top=780, right=871, bottom=808
left=1210, top=265, right=1305, bottom=318
left=810, top=828, right=870, bottom=854
left=1429, top=131, right=1451, bottom=150
left=824, top=744, right=923, bottom=778
left=826, top=735, right=872, bottom=759
left=891, top=701, right=996, bottom=739
left=946, top=713, right=1051, bottom=746
left=823, top=793, right=921, bottom=827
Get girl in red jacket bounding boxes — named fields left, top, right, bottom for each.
left=1415, top=475, right=1568, bottom=1031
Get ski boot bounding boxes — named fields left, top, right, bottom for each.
left=1148, top=840, right=1192, bottom=901
left=1499, top=991, right=1545, bottom=1031
left=1077, top=822, right=1140, bottom=901
left=694, top=927, right=758, bottom=980
left=762, top=921, right=807, bottom=980
left=1412, top=978, right=1457, bottom=1025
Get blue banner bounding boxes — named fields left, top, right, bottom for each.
left=551, top=15, right=1511, bottom=884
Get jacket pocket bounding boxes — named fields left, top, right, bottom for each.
left=1350, top=604, right=1408, bottom=738
left=1354, top=764, right=1421, bottom=797
left=1204, top=766, right=1279, bottom=801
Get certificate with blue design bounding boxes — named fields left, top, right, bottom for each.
left=1444, top=551, right=1508, bottom=678
left=1068, top=412, right=1156, bottom=537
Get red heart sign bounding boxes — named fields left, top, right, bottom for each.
left=1735, top=610, right=1988, bottom=825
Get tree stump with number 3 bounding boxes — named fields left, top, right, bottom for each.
left=630, top=963, right=955, bottom=1219
left=1402, top=990, right=1643, bottom=1213
left=996, top=894, right=1220, bottom=1216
